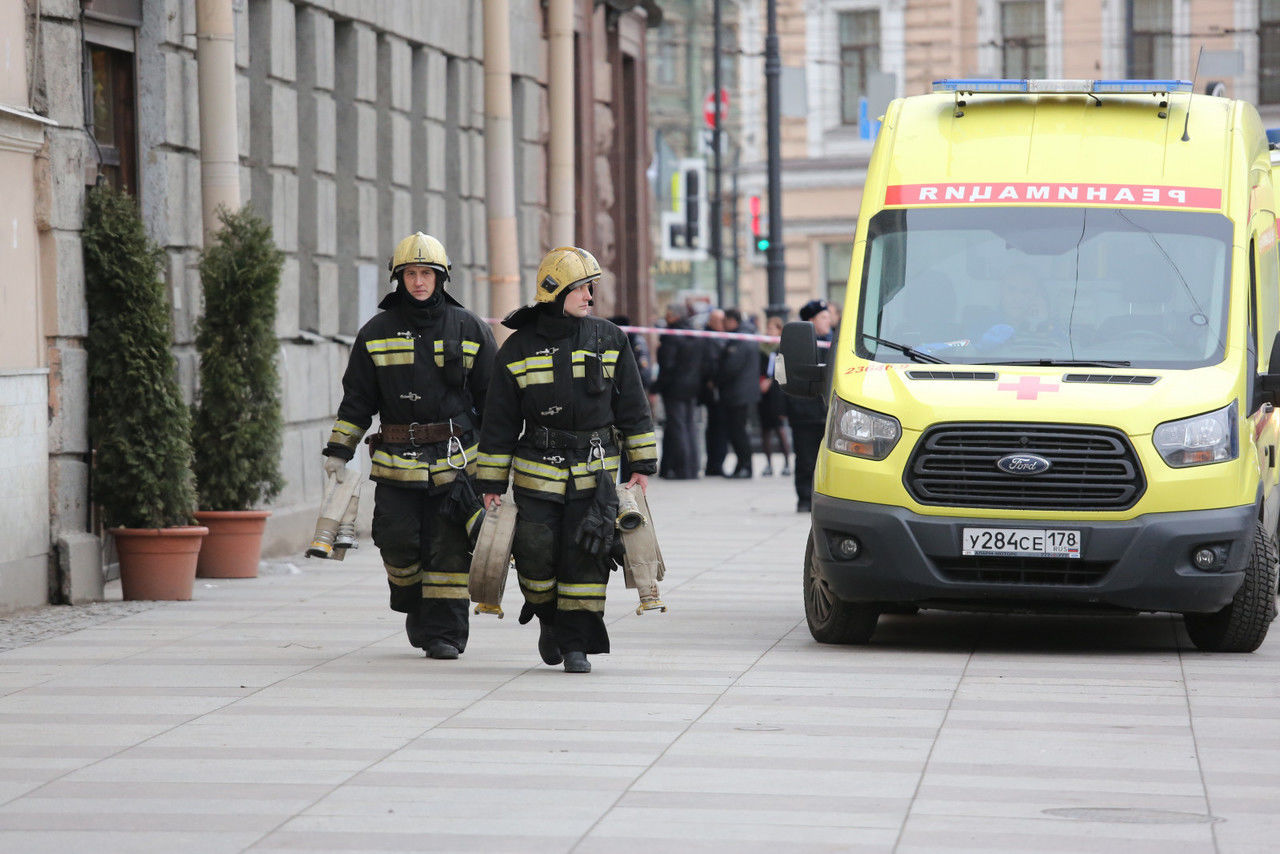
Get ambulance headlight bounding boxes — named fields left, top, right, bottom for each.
left=1152, top=403, right=1238, bottom=468
left=828, top=397, right=901, bottom=460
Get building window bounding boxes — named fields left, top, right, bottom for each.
left=825, top=242, right=854, bottom=307
left=656, top=21, right=678, bottom=87
left=839, top=10, right=880, bottom=126
left=1132, top=0, right=1173, bottom=79
left=1262, top=0, right=1280, bottom=103
left=1001, top=1, right=1045, bottom=78
left=87, top=45, right=138, bottom=196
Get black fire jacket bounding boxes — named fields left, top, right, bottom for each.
left=323, top=290, right=496, bottom=492
left=477, top=313, right=657, bottom=503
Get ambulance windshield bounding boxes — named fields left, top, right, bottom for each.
left=858, top=207, right=1234, bottom=368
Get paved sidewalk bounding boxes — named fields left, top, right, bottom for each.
left=1, top=469, right=1278, bottom=853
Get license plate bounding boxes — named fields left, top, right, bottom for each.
left=962, top=527, right=1080, bottom=558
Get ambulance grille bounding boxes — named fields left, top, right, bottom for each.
left=905, top=370, right=1000, bottom=381
left=905, top=423, right=1145, bottom=511
left=1061, top=374, right=1159, bottom=385
left=934, top=557, right=1112, bottom=586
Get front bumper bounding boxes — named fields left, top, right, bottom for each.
left=810, top=495, right=1256, bottom=614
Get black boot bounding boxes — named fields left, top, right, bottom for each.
left=405, top=610, right=429, bottom=649
left=538, top=619, right=562, bottom=666
left=425, top=639, right=459, bottom=660
left=563, top=651, right=591, bottom=673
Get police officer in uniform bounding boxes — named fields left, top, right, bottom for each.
left=477, top=247, right=657, bottom=673
left=322, top=233, right=496, bottom=659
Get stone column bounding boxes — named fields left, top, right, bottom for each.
left=195, top=0, right=242, bottom=242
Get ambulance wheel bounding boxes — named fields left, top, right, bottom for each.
left=1183, top=525, right=1278, bottom=653
left=803, top=534, right=879, bottom=644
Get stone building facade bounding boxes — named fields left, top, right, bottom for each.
left=0, top=0, right=657, bottom=613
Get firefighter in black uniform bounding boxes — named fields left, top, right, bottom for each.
left=477, top=246, right=657, bottom=673
left=322, top=232, right=496, bottom=660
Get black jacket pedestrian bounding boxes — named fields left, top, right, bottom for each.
left=653, top=321, right=706, bottom=400
left=716, top=319, right=763, bottom=407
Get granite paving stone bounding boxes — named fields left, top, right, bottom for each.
left=0, top=464, right=1277, bottom=852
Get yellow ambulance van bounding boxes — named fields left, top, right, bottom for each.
left=778, top=79, right=1280, bottom=652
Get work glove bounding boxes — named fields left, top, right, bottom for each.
left=575, top=471, right=619, bottom=556
left=323, top=455, right=348, bottom=482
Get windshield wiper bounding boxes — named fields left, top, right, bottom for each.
left=983, top=358, right=1132, bottom=368
left=862, top=334, right=949, bottom=364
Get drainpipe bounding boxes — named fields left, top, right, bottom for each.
left=194, top=0, right=241, bottom=242
left=547, top=0, right=575, bottom=245
left=483, top=0, right=522, bottom=319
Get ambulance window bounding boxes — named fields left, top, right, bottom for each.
left=857, top=206, right=1231, bottom=368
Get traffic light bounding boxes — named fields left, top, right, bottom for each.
left=750, top=195, right=769, bottom=262
left=660, top=159, right=708, bottom=261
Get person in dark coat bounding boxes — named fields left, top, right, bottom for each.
left=716, top=308, right=762, bottom=478
left=653, top=303, right=704, bottom=479
left=701, top=308, right=728, bottom=476
left=323, top=232, right=496, bottom=659
left=478, top=246, right=657, bottom=674
left=786, top=299, right=833, bottom=512
left=758, top=314, right=791, bottom=476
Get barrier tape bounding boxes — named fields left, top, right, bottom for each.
left=484, top=319, right=832, bottom=347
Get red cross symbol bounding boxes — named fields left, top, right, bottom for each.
left=998, top=375, right=1059, bottom=400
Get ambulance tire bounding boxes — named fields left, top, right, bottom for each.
left=803, top=533, right=879, bottom=645
left=1183, top=525, right=1279, bottom=653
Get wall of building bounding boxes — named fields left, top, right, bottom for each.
left=4, top=0, right=656, bottom=613
left=1, top=0, right=56, bottom=610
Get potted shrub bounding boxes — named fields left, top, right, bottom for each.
left=190, top=206, right=285, bottom=578
left=83, top=183, right=205, bottom=600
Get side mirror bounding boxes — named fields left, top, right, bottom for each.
left=1260, top=331, right=1280, bottom=406
left=777, top=320, right=826, bottom=398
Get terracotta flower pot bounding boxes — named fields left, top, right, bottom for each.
left=113, top=525, right=208, bottom=600
left=194, top=510, right=270, bottom=578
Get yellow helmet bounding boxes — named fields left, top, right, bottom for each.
left=388, top=232, right=450, bottom=282
left=534, top=246, right=602, bottom=304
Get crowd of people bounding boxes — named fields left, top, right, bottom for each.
left=628, top=296, right=839, bottom=514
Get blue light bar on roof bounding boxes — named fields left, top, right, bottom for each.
left=934, top=78, right=1193, bottom=95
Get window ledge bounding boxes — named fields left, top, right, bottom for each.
left=0, top=104, right=58, bottom=127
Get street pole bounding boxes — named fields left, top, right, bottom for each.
left=730, top=149, right=740, bottom=305
left=764, top=0, right=787, bottom=318
left=712, top=0, right=724, bottom=308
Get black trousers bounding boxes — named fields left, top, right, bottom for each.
left=370, top=484, right=470, bottom=651
left=704, top=401, right=728, bottom=475
left=511, top=492, right=612, bottom=655
left=791, top=423, right=825, bottom=502
left=660, top=395, right=700, bottom=479
left=723, top=403, right=753, bottom=474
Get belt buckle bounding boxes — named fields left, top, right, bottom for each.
left=407, top=421, right=420, bottom=447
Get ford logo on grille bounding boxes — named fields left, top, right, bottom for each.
left=996, top=453, right=1052, bottom=476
